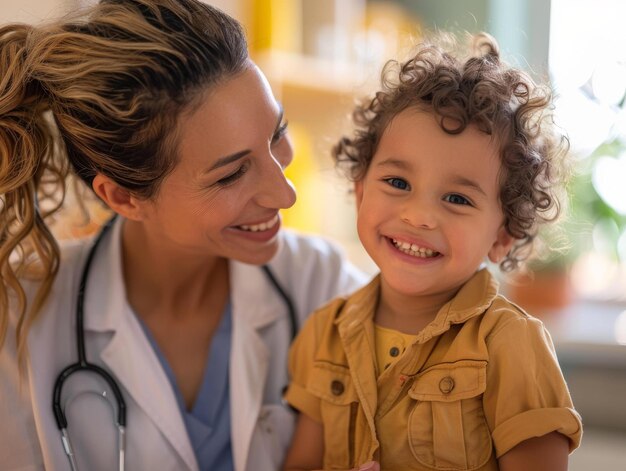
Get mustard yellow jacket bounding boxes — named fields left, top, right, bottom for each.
left=285, top=269, right=582, bottom=470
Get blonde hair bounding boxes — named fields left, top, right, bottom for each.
left=0, top=0, right=248, bottom=361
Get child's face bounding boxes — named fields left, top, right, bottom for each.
left=355, top=108, right=514, bottom=299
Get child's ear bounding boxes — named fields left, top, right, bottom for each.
left=92, top=174, right=146, bottom=222
left=487, top=225, right=516, bottom=263
left=354, top=179, right=364, bottom=210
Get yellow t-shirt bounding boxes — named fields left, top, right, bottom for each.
left=373, top=324, right=416, bottom=375
left=285, top=269, right=582, bottom=471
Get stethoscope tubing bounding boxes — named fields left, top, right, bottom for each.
left=52, top=216, right=126, bottom=470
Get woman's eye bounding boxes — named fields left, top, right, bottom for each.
left=271, top=121, right=289, bottom=144
left=444, top=194, right=471, bottom=205
left=216, top=164, right=248, bottom=186
left=384, top=177, right=410, bottom=190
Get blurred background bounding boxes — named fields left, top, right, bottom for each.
left=3, top=0, right=626, bottom=468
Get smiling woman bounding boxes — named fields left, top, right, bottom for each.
left=0, top=1, right=366, bottom=470
left=120, top=64, right=296, bottom=267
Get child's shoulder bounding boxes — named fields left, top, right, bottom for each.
left=300, top=276, right=378, bottom=336
left=480, top=293, right=549, bottom=342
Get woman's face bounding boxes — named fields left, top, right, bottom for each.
left=137, top=62, right=296, bottom=265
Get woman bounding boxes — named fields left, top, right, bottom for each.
left=0, top=1, right=365, bottom=470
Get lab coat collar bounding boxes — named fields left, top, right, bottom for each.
left=82, top=218, right=287, bottom=471
left=228, top=253, right=286, bottom=471
left=83, top=220, right=285, bottom=333
left=82, top=217, right=198, bottom=471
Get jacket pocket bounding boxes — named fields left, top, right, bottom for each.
left=307, top=362, right=359, bottom=469
left=407, top=360, right=492, bottom=470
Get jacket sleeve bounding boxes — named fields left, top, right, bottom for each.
left=482, top=313, right=583, bottom=457
left=283, top=309, right=325, bottom=422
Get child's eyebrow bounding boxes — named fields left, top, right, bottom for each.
left=450, top=175, right=487, bottom=196
left=375, top=158, right=412, bottom=170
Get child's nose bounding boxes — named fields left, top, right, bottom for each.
left=400, top=198, right=437, bottom=229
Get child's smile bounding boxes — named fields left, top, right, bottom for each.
left=387, top=236, right=441, bottom=259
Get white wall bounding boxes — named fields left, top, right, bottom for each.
left=0, top=0, right=76, bottom=24
left=0, top=0, right=248, bottom=32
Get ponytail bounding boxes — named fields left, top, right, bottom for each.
left=0, top=24, right=67, bottom=361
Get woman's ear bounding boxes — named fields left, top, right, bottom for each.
left=92, top=174, right=145, bottom=221
left=488, top=225, right=516, bottom=263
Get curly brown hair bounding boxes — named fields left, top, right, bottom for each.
left=333, top=32, right=569, bottom=271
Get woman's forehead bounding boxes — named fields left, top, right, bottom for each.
left=174, top=66, right=281, bottom=169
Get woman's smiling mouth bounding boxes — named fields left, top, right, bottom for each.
left=238, top=214, right=279, bottom=232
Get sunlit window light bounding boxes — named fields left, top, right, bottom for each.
left=550, top=0, right=626, bottom=158
left=618, top=230, right=626, bottom=263
left=614, top=310, right=626, bottom=345
left=591, top=61, right=626, bottom=107
left=592, top=155, right=626, bottom=215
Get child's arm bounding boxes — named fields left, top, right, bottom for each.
left=498, top=431, right=570, bottom=471
left=282, top=413, right=324, bottom=471
left=282, top=413, right=380, bottom=471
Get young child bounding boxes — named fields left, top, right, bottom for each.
left=282, top=33, right=582, bottom=471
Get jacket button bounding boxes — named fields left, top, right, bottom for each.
left=439, top=376, right=455, bottom=394
left=330, top=380, right=345, bottom=396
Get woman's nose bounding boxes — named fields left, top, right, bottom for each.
left=256, top=152, right=297, bottom=209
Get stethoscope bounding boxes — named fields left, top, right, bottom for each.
left=52, top=216, right=297, bottom=470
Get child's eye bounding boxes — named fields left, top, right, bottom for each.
left=384, top=177, right=410, bottom=191
left=444, top=194, right=471, bottom=205
left=216, top=164, right=249, bottom=186
left=271, top=121, right=289, bottom=145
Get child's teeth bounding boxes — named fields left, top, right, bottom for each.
left=391, top=238, right=438, bottom=258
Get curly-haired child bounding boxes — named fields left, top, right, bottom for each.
left=282, top=33, right=582, bottom=471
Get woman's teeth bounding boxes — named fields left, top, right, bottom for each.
left=391, top=238, right=439, bottom=258
left=239, top=215, right=279, bottom=232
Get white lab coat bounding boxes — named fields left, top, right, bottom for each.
left=0, top=218, right=367, bottom=471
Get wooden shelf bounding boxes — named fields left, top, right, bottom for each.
left=254, top=50, right=377, bottom=97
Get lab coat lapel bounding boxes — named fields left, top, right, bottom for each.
left=27, top=247, right=85, bottom=470
left=229, top=260, right=283, bottom=471
left=84, top=218, right=198, bottom=471
left=98, top=315, right=197, bottom=470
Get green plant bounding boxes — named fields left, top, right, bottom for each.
left=530, top=137, right=626, bottom=272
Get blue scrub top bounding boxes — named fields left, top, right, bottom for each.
left=138, top=304, right=234, bottom=471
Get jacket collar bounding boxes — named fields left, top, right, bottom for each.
left=335, top=268, right=499, bottom=344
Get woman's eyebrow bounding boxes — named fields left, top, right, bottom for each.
left=204, top=106, right=285, bottom=174
left=205, top=149, right=251, bottom=173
